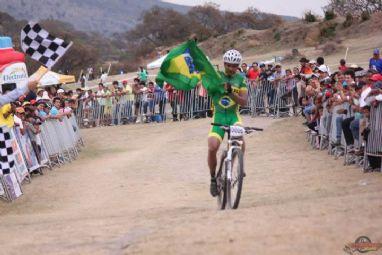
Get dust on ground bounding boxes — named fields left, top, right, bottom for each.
left=0, top=116, right=381, bottom=255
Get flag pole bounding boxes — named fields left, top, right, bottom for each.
left=344, top=47, right=349, bottom=61
left=107, top=63, right=111, bottom=75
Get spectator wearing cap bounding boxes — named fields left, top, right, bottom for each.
left=318, top=65, right=330, bottom=82
left=299, top=58, right=313, bottom=75
left=309, top=59, right=317, bottom=71
left=57, top=88, right=65, bottom=100
left=339, top=59, right=348, bottom=73
left=369, top=48, right=382, bottom=73
left=41, top=90, right=50, bottom=101
left=370, top=73, right=382, bottom=84
left=35, top=88, right=45, bottom=101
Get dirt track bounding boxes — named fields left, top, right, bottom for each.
left=0, top=116, right=382, bottom=255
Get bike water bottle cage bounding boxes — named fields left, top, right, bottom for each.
left=230, top=125, right=245, bottom=139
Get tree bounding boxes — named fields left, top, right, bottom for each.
left=326, top=0, right=382, bottom=17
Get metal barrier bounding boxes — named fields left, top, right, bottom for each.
left=75, top=80, right=297, bottom=128
left=0, top=116, right=84, bottom=202
left=305, top=99, right=382, bottom=171
left=364, top=103, right=382, bottom=171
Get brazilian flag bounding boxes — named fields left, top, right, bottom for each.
left=156, top=40, right=224, bottom=95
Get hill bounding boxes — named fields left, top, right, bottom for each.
left=0, top=0, right=190, bottom=34
left=195, top=12, right=382, bottom=68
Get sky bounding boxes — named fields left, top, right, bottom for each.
left=163, top=0, right=330, bottom=17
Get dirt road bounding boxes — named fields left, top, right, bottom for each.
left=0, top=116, right=381, bottom=255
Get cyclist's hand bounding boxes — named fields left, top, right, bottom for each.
left=225, top=83, right=232, bottom=94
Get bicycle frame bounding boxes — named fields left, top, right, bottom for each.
left=224, top=138, right=243, bottom=181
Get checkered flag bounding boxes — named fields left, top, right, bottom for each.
left=20, top=22, right=73, bottom=69
left=0, top=127, right=15, bottom=175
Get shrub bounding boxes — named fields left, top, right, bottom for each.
left=320, top=23, right=337, bottom=38
left=342, top=13, right=354, bottom=28
left=361, top=11, right=371, bottom=22
left=274, top=31, right=281, bottom=41
left=324, top=9, right=336, bottom=21
left=304, top=11, right=317, bottom=23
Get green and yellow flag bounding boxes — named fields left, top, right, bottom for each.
left=156, top=40, right=224, bottom=95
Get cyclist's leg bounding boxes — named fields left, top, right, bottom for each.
left=208, top=123, right=224, bottom=172
left=208, top=129, right=223, bottom=197
left=208, top=135, right=221, bottom=178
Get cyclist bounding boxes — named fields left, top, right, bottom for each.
left=209, top=49, right=248, bottom=197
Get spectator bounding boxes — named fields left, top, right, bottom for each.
left=247, top=62, right=260, bottom=80
left=164, top=83, right=179, bottom=121
left=133, top=80, right=145, bottom=123
left=57, top=88, right=65, bottom=100
left=14, top=107, right=25, bottom=135
left=299, top=58, right=313, bottom=75
left=317, top=56, right=331, bottom=75
left=369, top=48, right=382, bottom=73
left=240, top=63, right=248, bottom=77
left=36, top=88, right=44, bottom=101
left=104, top=86, right=113, bottom=125
left=49, top=97, right=62, bottom=119
left=100, top=71, right=108, bottom=84
left=138, top=66, right=148, bottom=84
left=339, top=59, right=347, bottom=72
left=36, top=101, right=48, bottom=120
left=80, top=73, right=87, bottom=88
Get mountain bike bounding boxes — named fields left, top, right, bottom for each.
left=212, top=123, right=263, bottom=210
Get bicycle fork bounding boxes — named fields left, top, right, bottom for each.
left=225, top=142, right=243, bottom=182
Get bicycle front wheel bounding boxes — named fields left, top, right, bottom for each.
left=216, top=151, right=227, bottom=210
left=226, top=148, right=244, bottom=209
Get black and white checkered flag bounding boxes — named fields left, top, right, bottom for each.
left=20, top=22, right=73, bottom=69
left=0, top=127, right=15, bottom=175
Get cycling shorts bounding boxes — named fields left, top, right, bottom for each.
left=208, top=110, right=242, bottom=142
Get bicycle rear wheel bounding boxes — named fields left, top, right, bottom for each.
left=226, top=148, right=244, bottom=209
left=216, top=151, right=227, bottom=210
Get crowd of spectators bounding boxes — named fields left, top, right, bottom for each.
left=238, top=48, right=382, bottom=171
left=294, top=49, right=381, bottom=171
left=76, top=65, right=212, bottom=127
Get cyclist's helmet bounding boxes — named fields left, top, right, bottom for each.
left=223, top=49, right=242, bottom=65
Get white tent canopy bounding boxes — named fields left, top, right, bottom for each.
left=147, top=54, right=167, bottom=70
left=30, top=66, right=75, bottom=87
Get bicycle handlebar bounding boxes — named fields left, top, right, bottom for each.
left=211, top=123, right=264, bottom=132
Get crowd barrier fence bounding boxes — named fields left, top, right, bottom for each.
left=0, top=115, right=83, bottom=202
left=307, top=100, right=382, bottom=172
left=75, top=79, right=299, bottom=128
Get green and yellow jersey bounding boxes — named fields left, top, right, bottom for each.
left=209, top=71, right=248, bottom=141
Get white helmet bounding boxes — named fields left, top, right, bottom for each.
left=223, top=49, right=242, bottom=65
